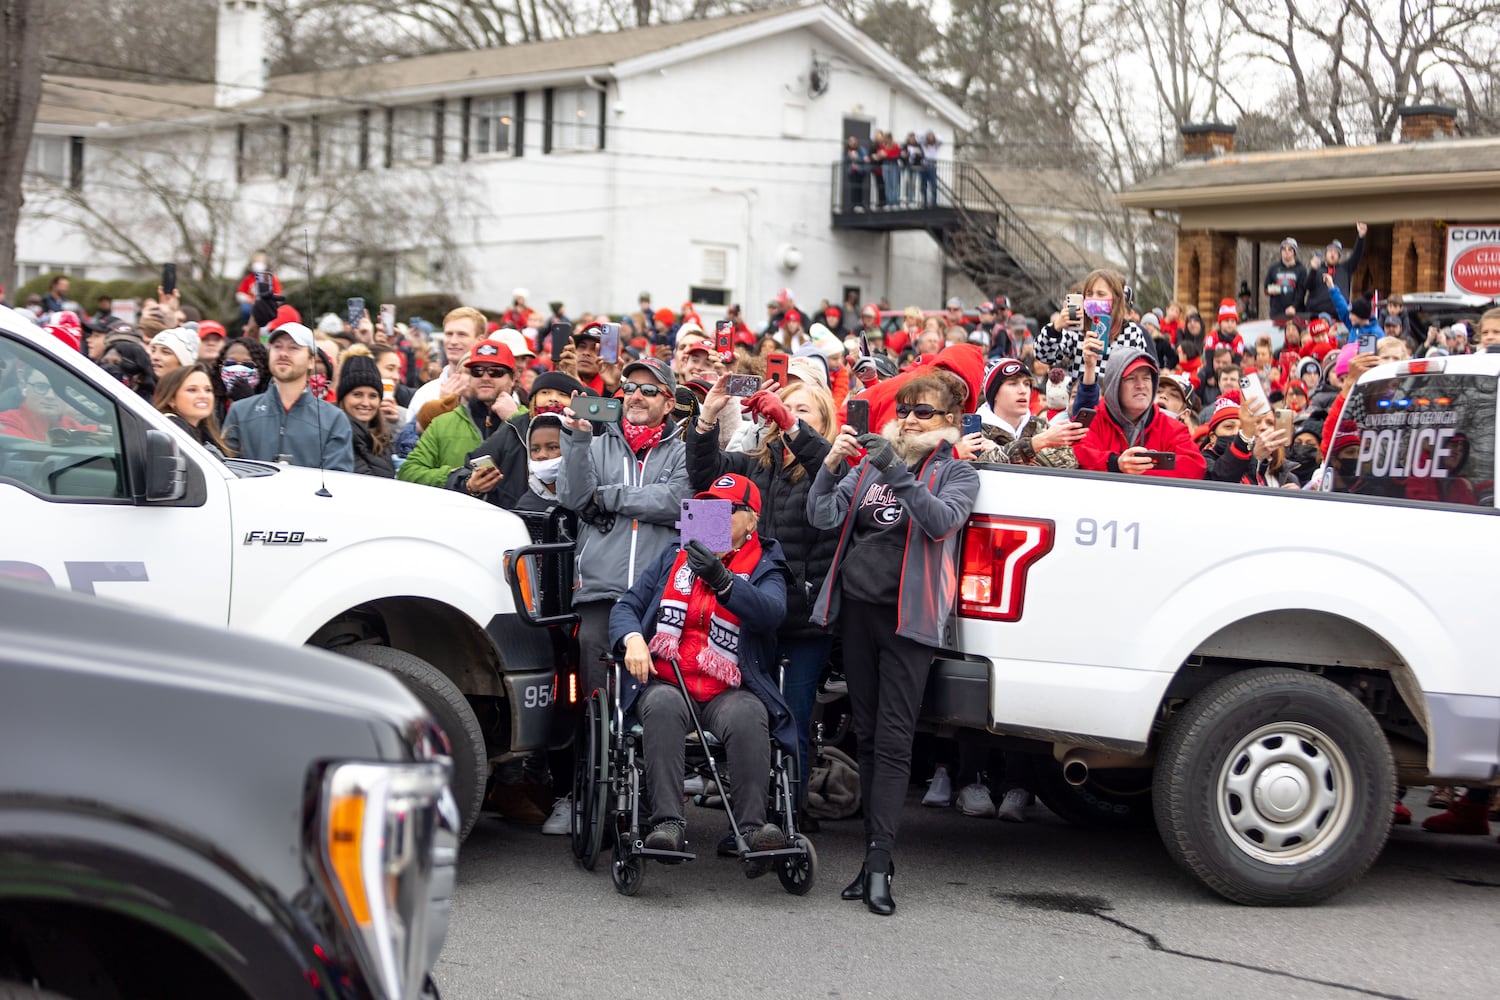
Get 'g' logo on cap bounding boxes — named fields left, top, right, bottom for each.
left=714, top=476, right=735, bottom=489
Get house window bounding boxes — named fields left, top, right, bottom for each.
left=389, top=106, right=436, bottom=167
left=471, top=95, right=515, bottom=157
left=319, top=113, right=364, bottom=173
left=550, top=87, right=601, bottom=153
left=24, top=136, right=70, bottom=184
left=239, top=124, right=284, bottom=180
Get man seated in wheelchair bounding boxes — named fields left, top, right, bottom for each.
left=610, top=474, right=797, bottom=867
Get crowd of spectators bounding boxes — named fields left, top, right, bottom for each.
left=11, top=235, right=1500, bottom=902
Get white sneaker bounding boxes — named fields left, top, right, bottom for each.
left=957, top=782, right=996, bottom=818
left=996, top=788, right=1029, bottom=823
left=541, top=796, right=572, bottom=835
left=683, top=775, right=706, bottom=796
left=922, top=765, right=952, bottom=807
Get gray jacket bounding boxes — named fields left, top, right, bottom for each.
left=556, top=419, right=689, bottom=604
left=808, top=440, right=979, bottom=648
left=222, top=387, right=354, bottom=472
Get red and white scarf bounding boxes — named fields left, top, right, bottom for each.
left=649, top=535, right=762, bottom=691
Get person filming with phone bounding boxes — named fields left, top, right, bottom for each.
left=807, top=374, right=979, bottom=916
left=398, top=340, right=523, bottom=494
left=1073, top=347, right=1205, bottom=479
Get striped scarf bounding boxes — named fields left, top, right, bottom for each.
left=648, top=535, right=762, bottom=690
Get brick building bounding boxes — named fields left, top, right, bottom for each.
left=1117, top=107, right=1500, bottom=317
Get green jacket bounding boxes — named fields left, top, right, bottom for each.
left=397, top=405, right=481, bottom=487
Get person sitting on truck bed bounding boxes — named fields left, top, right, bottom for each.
left=1073, top=347, right=1205, bottom=480
left=221, top=322, right=353, bottom=472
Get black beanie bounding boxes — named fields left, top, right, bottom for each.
left=337, top=354, right=384, bottom=402
left=530, top=370, right=586, bottom=398
left=1350, top=298, right=1372, bottom=321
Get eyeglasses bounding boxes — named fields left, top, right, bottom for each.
left=468, top=366, right=511, bottom=378
left=733, top=504, right=756, bottom=514
left=24, top=378, right=55, bottom=395
left=621, top=381, right=666, bottom=398
left=895, top=403, right=945, bottom=420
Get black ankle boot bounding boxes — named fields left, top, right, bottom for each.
left=864, top=865, right=895, bottom=916
left=840, top=865, right=867, bottom=901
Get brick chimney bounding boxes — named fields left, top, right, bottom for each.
left=215, top=0, right=268, bottom=108
left=1398, top=104, right=1458, bottom=142
left=1181, top=123, right=1236, bottom=159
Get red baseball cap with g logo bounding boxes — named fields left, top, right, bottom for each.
left=696, top=473, right=761, bottom=514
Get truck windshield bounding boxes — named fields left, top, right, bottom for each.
left=1333, top=372, right=1495, bottom=508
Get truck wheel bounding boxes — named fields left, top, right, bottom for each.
left=1032, top=760, right=1155, bottom=830
left=1153, top=667, right=1394, bottom=906
left=336, top=644, right=488, bottom=841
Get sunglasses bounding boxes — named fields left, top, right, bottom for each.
left=621, top=381, right=666, bottom=398
left=468, top=366, right=511, bottom=378
left=895, top=403, right=946, bottom=420
left=25, top=379, right=55, bottom=395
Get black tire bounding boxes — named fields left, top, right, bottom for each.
left=777, top=835, right=817, bottom=896
left=335, top=644, right=488, bottom=842
left=1153, top=667, right=1394, bottom=906
left=570, top=691, right=608, bottom=871
left=610, top=830, right=644, bottom=896
left=1031, top=757, right=1155, bottom=830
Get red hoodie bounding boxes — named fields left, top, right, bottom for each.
left=840, top=343, right=986, bottom=432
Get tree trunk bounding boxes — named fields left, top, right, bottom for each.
left=0, top=0, right=46, bottom=302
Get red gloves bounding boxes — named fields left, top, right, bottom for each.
left=744, top=390, right=795, bottom=432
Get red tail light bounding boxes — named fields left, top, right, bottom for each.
left=958, top=515, right=1055, bottom=622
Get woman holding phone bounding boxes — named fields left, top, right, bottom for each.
left=807, top=374, right=979, bottom=915
left=1035, top=269, right=1152, bottom=386
left=687, top=374, right=839, bottom=830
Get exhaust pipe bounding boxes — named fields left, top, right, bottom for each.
left=1062, top=755, right=1089, bottom=786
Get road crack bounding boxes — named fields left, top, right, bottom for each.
left=999, top=892, right=1417, bottom=1000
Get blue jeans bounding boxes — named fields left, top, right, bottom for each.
left=920, top=165, right=937, bottom=207
left=882, top=163, right=899, bottom=206
left=778, top=634, right=834, bottom=798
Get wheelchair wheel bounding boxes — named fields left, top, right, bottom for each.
left=571, top=690, right=609, bottom=871
left=611, top=830, right=644, bottom=896
left=777, top=835, right=817, bottom=896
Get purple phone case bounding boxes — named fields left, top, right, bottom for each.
left=677, top=499, right=733, bottom=553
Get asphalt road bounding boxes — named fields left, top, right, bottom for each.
left=436, top=793, right=1500, bottom=1000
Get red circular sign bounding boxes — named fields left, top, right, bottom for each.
left=1451, top=244, right=1500, bottom=296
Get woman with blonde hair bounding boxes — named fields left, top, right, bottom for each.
left=687, top=375, right=840, bottom=830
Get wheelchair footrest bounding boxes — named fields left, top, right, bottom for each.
left=637, top=847, right=696, bottom=864
left=739, top=846, right=807, bottom=861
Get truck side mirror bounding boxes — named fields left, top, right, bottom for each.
left=144, top=429, right=188, bottom=502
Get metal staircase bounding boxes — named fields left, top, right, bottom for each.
left=830, top=160, right=1073, bottom=315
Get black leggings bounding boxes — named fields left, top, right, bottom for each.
left=841, top=598, right=935, bottom=871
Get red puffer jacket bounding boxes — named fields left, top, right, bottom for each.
left=1074, top=405, right=1205, bottom=479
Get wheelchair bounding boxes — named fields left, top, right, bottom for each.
left=570, top=655, right=817, bottom=897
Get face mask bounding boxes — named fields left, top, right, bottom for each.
left=251, top=259, right=267, bottom=273
left=530, top=456, right=562, bottom=484
left=1287, top=444, right=1319, bottom=467
left=221, top=363, right=259, bottom=391
left=1336, top=457, right=1358, bottom=478
left=308, top=373, right=330, bottom=397
left=1083, top=297, right=1113, bottom=319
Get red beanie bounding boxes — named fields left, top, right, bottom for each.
left=1205, top=390, right=1242, bottom=434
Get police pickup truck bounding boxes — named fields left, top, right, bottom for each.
left=0, top=306, right=572, bottom=840
left=929, top=351, right=1499, bottom=905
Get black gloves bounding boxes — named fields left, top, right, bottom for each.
left=250, top=293, right=283, bottom=329
left=226, top=376, right=256, bottom=401
left=858, top=432, right=897, bottom=473
left=686, top=540, right=734, bottom=595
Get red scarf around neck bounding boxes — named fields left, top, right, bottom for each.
left=648, top=535, right=762, bottom=700
left=621, top=419, right=666, bottom=454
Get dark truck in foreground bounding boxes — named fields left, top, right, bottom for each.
left=0, top=580, right=458, bottom=999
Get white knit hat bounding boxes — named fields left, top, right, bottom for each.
left=151, top=327, right=200, bottom=366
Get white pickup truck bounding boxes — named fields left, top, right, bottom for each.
left=0, top=306, right=573, bottom=839
left=927, top=351, right=1499, bottom=905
